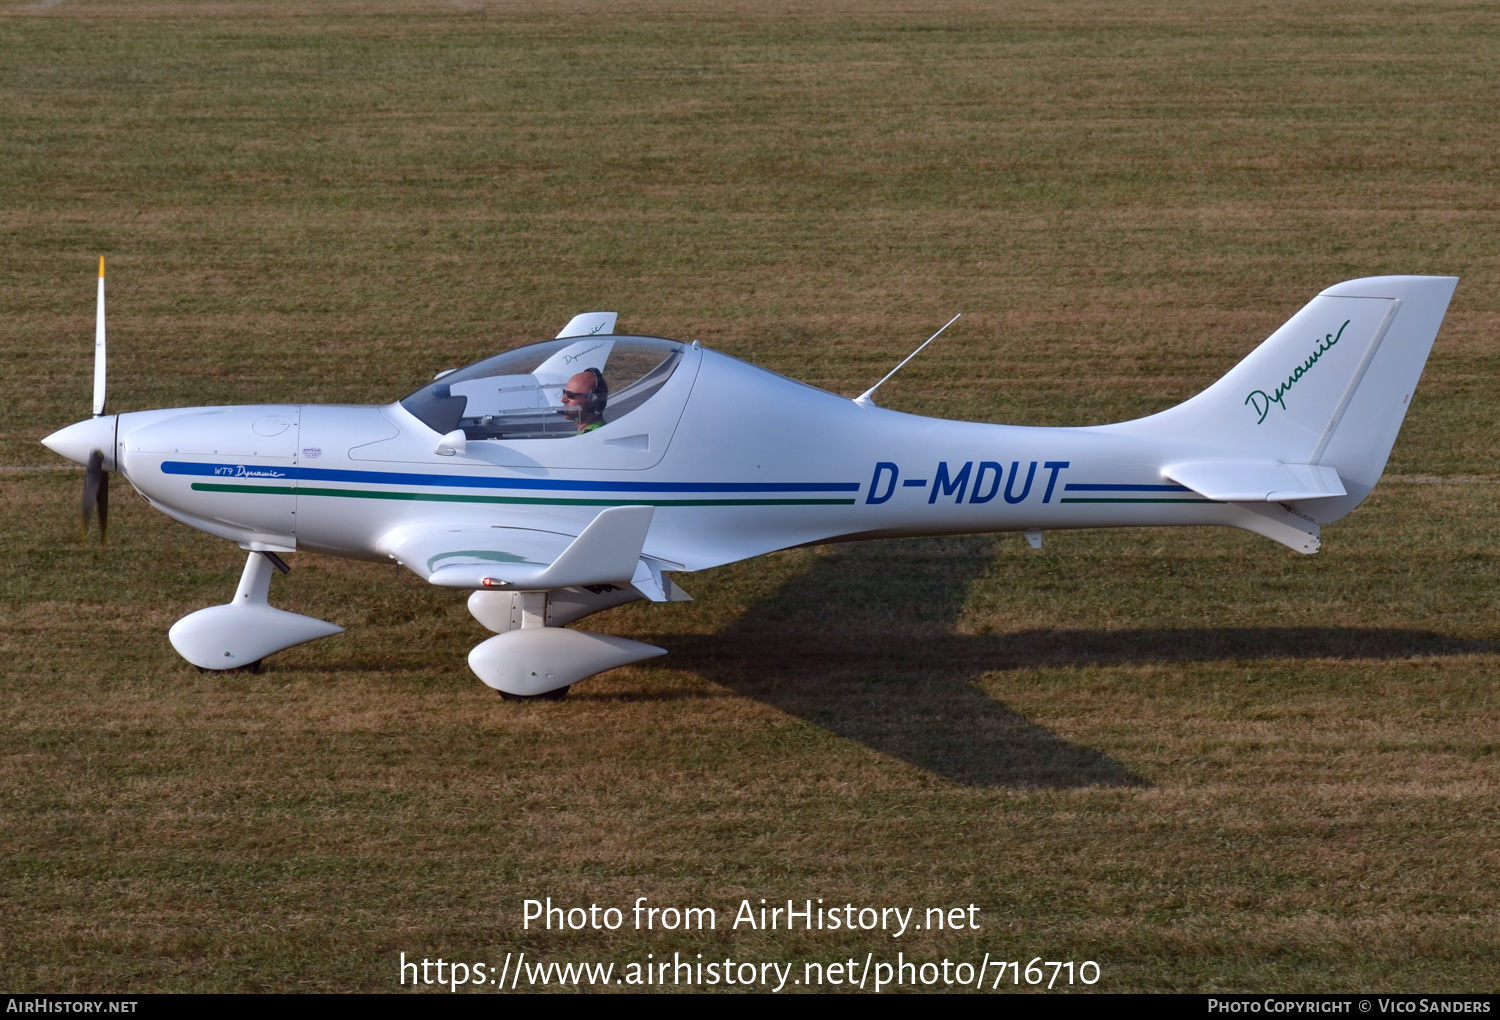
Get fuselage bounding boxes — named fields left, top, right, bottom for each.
left=40, top=277, right=1459, bottom=693
left=56, top=341, right=1288, bottom=574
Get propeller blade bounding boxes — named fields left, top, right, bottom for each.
left=93, top=256, right=107, bottom=417
left=97, top=468, right=109, bottom=545
left=81, top=449, right=103, bottom=545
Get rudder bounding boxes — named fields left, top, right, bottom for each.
left=1305, top=276, right=1457, bottom=520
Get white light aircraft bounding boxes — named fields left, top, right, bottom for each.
left=43, top=261, right=1457, bottom=699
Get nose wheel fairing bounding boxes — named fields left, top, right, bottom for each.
left=168, top=551, right=342, bottom=670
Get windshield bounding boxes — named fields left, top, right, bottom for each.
left=400, top=335, right=685, bottom=440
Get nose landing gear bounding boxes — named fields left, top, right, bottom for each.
left=169, top=550, right=343, bottom=671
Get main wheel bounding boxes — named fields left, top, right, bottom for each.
left=499, top=685, right=571, bottom=702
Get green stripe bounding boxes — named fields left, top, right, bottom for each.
left=190, top=482, right=854, bottom=507
left=1060, top=497, right=1218, bottom=504
left=192, top=484, right=296, bottom=495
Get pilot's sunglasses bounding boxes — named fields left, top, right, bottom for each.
left=562, top=389, right=591, bottom=400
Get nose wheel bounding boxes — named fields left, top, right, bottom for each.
left=196, top=660, right=263, bottom=675
left=498, top=685, right=571, bottom=702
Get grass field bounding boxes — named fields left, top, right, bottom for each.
left=2, top=0, right=1498, bottom=993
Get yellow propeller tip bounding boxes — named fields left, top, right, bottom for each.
left=99, top=256, right=105, bottom=278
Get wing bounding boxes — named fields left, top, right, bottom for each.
left=376, top=505, right=687, bottom=602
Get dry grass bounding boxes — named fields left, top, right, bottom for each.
left=2, top=0, right=1498, bottom=993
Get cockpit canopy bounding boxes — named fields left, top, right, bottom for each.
left=401, top=336, right=686, bottom=440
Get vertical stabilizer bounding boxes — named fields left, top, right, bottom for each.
left=1117, top=276, right=1457, bottom=523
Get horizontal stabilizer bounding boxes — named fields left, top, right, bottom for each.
left=1165, top=461, right=1347, bottom=503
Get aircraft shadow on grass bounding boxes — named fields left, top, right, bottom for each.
left=652, top=536, right=1497, bottom=790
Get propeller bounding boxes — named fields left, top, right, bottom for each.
left=82, top=256, right=109, bottom=545
left=82, top=449, right=108, bottom=545
left=41, top=256, right=118, bottom=543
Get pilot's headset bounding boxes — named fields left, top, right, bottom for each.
left=581, top=366, right=609, bottom=416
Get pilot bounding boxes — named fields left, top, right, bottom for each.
left=560, top=368, right=608, bottom=433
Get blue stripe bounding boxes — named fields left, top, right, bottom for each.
left=1063, top=483, right=1191, bottom=492
left=160, top=461, right=860, bottom=494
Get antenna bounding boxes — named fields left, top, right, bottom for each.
left=854, top=313, right=961, bottom=407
